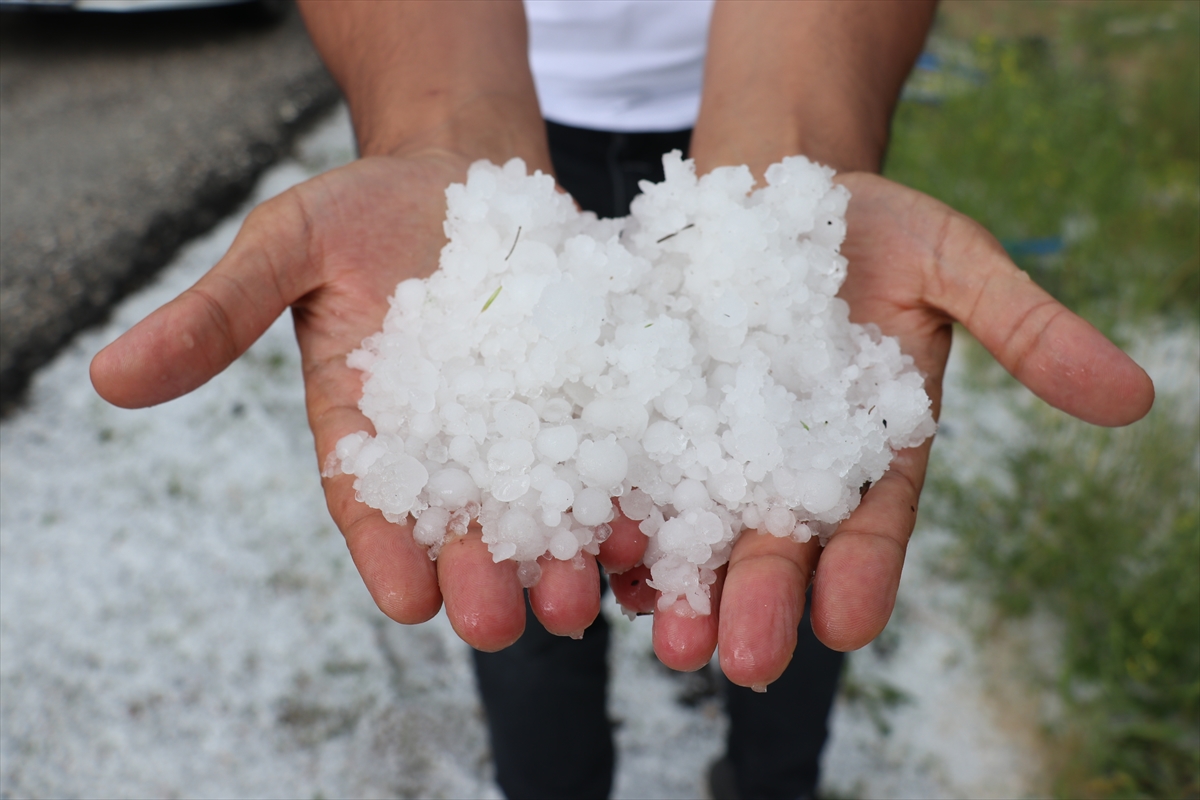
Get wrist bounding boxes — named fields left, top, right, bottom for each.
left=299, top=0, right=552, bottom=173
left=359, top=92, right=552, bottom=176
left=691, top=99, right=888, bottom=179
left=691, top=0, right=935, bottom=179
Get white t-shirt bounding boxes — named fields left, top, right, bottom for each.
left=525, top=0, right=714, bottom=132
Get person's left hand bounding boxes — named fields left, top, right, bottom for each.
left=608, top=172, right=1154, bottom=686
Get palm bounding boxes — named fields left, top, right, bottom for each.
left=636, top=172, right=1154, bottom=684
left=92, top=153, right=613, bottom=650
left=290, top=156, right=469, bottom=637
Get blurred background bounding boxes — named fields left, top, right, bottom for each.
left=0, top=0, right=337, bottom=412
left=893, top=4, right=1199, bottom=798
left=1, top=1, right=1196, bottom=798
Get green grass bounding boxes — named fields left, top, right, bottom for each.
left=886, top=2, right=1200, bottom=797
left=931, top=381, right=1199, bottom=799
left=886, top=0, right=1199, bottom=333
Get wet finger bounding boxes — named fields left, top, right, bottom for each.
left=717, top=530, right=819, bottom=687
left=609, top=564, right=657, bottom=615
left=437, top=530, right=526, bottom=652
left=809, top=444, right=927, bottom=651
left=528, top=553, right=602, bottom=637
left=597, top=510, right=648, bottom=574
left=652, top=571, right=724, bottom=672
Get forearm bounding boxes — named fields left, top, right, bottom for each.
left=297, top=0, right=550, bottom=169
left=692, top=0, right=937, bottom=177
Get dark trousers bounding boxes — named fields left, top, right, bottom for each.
left=471, top=121, right=846, bottom=800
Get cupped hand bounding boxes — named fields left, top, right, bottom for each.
left=90, top=151, right=609, bottom=651
left=623, top=171, right=1155, bottom=685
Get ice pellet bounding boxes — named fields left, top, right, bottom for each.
left=336, top=152, right=935, bottom=614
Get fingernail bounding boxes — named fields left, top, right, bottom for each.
left=751, top=683, right=768, bottom=693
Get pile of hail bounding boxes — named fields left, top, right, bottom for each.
left=328, top=153, right=935, bottom=615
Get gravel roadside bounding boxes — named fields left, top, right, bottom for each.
left=0, top=3, right=339, bottom=412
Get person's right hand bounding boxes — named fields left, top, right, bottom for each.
left=91, top=151, right=623, bottom=650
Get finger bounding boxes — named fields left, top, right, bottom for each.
left=809, top=443, right=928, bottom=652
left=911, top=191, right=1152, bottom=426
left=90, top=187, right=318, bottom=409
left=609, top=564, right=657, bottom=615
left=528, top=553, right=601, bottom=637
left=839, top=173, right=1153, bottom=427
left=597, top=509, right=648, bottom=574
left=717, top=530, right=820, bottom=688
left=312, top=397, right=444, bottom=625
left=437, top=530, right=526, bottom=652
left=652, top=570, right=724, bottom=672
left=334, top=494, right=444, bottom=626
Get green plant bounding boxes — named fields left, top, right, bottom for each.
left=885, top=1, right=1200, bottom=334
left=930, top=359, right=1199, bottom=799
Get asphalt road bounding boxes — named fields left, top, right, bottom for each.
left=0, top=2, right=340, bottom=412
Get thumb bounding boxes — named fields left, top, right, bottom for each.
left=928, top=207, right=1154, bottom=427
left=91, top=188, right=317, bottom=408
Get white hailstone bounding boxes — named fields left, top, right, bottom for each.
left=540, top=398, right=573, bottom=423
left=618, top=488, right=654, bottom=521
left=356, top=453, right=427, bottom=519
left=491, top=508, right=539, bottom=562
left=672, top=479, right=712, bottom=511
left=794, top=469, right=844, bottom=516
left=707, top=461, right=748, bottom=505
left=413, top=506, right=450, bottom=547
left=742, top=504, right=763, bottom=531
left=694, top=439, right=725, bottom=470
left=333, top=432, right=367, bottom=467
left=348, top=437, right=386, bottom=477
left=644, top=420, right=688, bottom=460
left=426, top=468, right=479, bottom=509
left=659, top=392, right=689, bottom=420
left=447, top=507, right=472, bottom=538
left=809, top=213, right=848, bottom=249
left=337, top=152, right=934, bottom=609
left=763, top=505, right=797, bottom=537
left=583, top=398, right=649, bottom=439
left=572, top=487, right=614, bottom=527
left=517, top=560, right=543, bottom=589
left=488, top=439, right=535, bottom=472
left=529, top=462, right=557, bottom=491
left=491, top=472, right=532, bottom=502
left=549, top=527, right=582, bottom=560
left=575, top=438, right=628, bottom=490
left=539, top=479, right=575, bottom=513
left=593, top=521, right=614, bottom=544
left=639, top=507, right=665, bottom=536
left=494, top=400, right=541, bottom=440
left=536, top=425, right=578, bottom=463
left=448, top=436, right=479, bottom=467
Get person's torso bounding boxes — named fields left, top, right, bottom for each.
left=525, top=0, right=714, bottom=132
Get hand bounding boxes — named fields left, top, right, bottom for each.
left=90, top=151, right=616, bottom=651
left=612, top=172, right=1155, bottom=686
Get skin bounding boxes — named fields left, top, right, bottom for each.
left=90, top=1, right=1154, bottom=685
